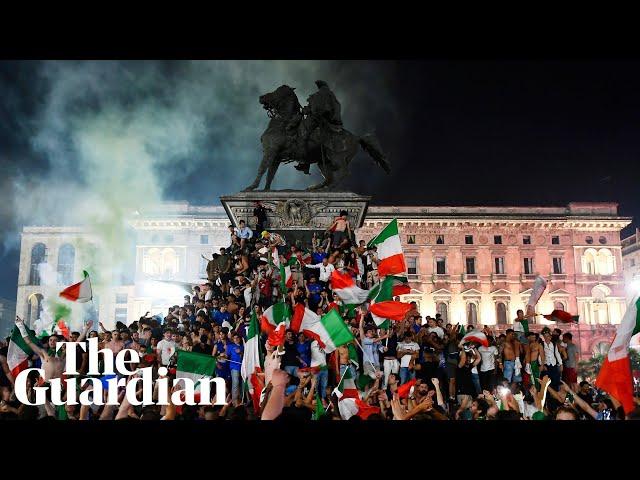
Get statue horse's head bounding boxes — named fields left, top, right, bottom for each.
left=259, top=85, right=301, bottom=118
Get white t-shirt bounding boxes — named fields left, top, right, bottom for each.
left=157, top=339, right=177, bottom=366
left=398, top=341, right=420, bottom=368
left=427, top=326, right=445, bottom=339
left=243, top=286, right=253, bottom=307
left=310, top=340, right=327, bottom=368
left=478, top=345, right=499, bottom=372
left=513, top=318, right=526, bottom=332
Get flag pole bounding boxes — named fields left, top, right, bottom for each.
left=353, top=337, right=379, bottom=374
left=327, top=365, right=351, bottom=412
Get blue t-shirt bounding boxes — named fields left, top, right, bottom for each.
left=312, top=252, right=327, bottom=264
left=307, top=283, right=323, bottom=306
left=213, top=310, right=232, bottom=326
left=214, top=341, right=230, bottom=377
left=296, top=340, right=311, bottom=367
left=226, top=343, right=244, bottom=371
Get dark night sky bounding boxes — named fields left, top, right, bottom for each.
left=1, top=60, right=640, bottom=301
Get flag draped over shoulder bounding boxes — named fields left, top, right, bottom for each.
left=595, top=295, right=640, bottom=414
left=367, top=219, right=406, bottom=277
left=59, top=270, right=93, bottom=303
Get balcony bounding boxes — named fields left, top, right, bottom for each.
left=549, top=273, right=567, bottom=283
left=491, top=273, right=507, bottom=283
left=462, top=273, right=480, bottom=283
left=520, top=274, right=538, bottom=282
left=431, top=273, right=450, bottom=283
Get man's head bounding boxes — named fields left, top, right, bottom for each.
left=555, top=406, right=578, bottom=420
left=516, top=309, right=524, bottom=319
left=562, top=332, right=573, bottom=343
left=163, top=329, right=173, bottom=341
left=232, top=333, right=241, bottom=345
left=285, top=329, right=294, bottom=341
left=239, top=220, right=245, bottom=228
left=416, top=382, right=429, bottom=396
left=526, top=331, right=536, bottom=343
left=365, top=326, right=376, bottom=338
left=427, top=317, right=437, bottom=328
left=505, top=328, right=514, bottom=340
left=70, top=331, right=80, bottom=342
left=47, top=335, right=58, bottom=349
left=542, top=328, right=552, bottom=342
left=220, top=247, right=226, bottom=255
left=579, top=381, right=591, bottom=395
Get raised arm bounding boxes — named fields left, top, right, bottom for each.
left=560, top=381, right=597, bottom=419
left=15, top=316, right=48, bottom=361
left=77, top=320, right=94, bottom=342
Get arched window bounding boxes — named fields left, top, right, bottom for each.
left=592, top=284, right=610, bottom=302
left=496, top=302, right=507, bottom=325
left=554, top=301, right=566, bottom=311
left=57, top=244, right=75, bottom=285
left=582, top=249, right=597, bottom=275
left=162, top=248, right=179, bottom=276
left=143, top=248, right=162, bottom=276
left=597, top=248, right=615, bottom=275
left=27, top=293, right=44, bottom=324
left=466, top=302, right=478, bottom=326
left=436, top=302, right=448, bottom=323
left=29, top=243, right=47, bottom=285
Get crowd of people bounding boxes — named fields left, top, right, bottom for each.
left=1, top=203, right=639, bottom=421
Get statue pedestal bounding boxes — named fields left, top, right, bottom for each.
left=220, top=191, right=370, bottom=245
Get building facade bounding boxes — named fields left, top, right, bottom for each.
left=15, top=201, right=632, bottom=360
left=622, top=228, right=640, bottom=289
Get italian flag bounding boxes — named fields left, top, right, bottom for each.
left=241, top=310, right=264, bottom=413
left=543, top=309, right=579, bottom=323
left=369, top=301, right=413, bottom=324
left=367, top=218, right=406, bottom=277
left=368, top=275, right=412, bottom=326
left=7, top=324, right=38, bottom=378
left=260, top=302, right=291, bottom=347
left=523, top=275, right=547, bottom=333
left=595, top=294, right=640, bottom=414
left=59, top=270, right=93, bottom=303
left=290, top=304, right=354, bottom=354
left=279, top=257, right=296, bottom=292
left=397, top=378, right=417, bottom=398
left=338, top=397, right=381, bottom=420
left=333, top=364, right=359, bottom=399
left=461, top=329, right=489, bottom=347
left=175, top=350, right=217, bottom=387
left=330, top=270, right=370, bottom=307
left=312, top=391, right=325, bottom=420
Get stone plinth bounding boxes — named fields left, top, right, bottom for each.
left=220, top=191, right=371, bottom=232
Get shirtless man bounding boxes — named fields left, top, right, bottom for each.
left=327, top=210, right=351, bottom=249
left=524, top=331, right=545, bottom=389
left=100, top=322, right=124, bottom=356
left=15, top=316, right=92, bottom=381
left=501, top=329, right=522, bottom=383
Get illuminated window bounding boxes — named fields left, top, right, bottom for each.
left=27, top=293, right=44, bottom=324
left=436, top=302, right=448, bottom=322
left=466, top=302, right=478, bottom=325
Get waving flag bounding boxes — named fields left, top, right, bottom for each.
left=59, top=270, right=93, bottom=303
left=543, top=309, right=579, bottom=323
left=367, top=219, right=406, bottom=277
left=595, top=295, right=640, bottom=414
left=460, top=329, right=489, bottom=347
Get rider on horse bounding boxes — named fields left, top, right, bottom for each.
left=295, top=80, right=343, bottom=175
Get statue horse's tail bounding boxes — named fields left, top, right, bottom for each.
left=359, top=133, right=391, bottom=174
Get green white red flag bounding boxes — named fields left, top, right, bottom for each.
left=7, top=323, right=38, bottom=378
left=330, top=270, right=370, bottom=307
left=59, top=270, right=93, bottom=303
left=543, top=309, right=579, bottom=323
left=241, top=309, right=264, bottom=413
left=290, top=304, right=354, bottom=354
left=367, top=219, right=406, bottom=277
left=595, top=294, right=640, bottom=414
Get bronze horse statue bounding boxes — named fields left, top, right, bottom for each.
left=243, top=84, right=390, bottom=191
